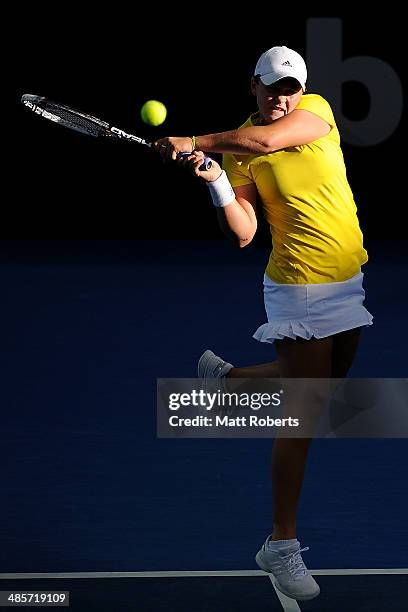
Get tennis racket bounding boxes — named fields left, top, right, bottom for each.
left=21, top=94, right=212, bottom=171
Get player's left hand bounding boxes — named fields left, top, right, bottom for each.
left=177, top=151, right=222, bottom=182
left=152, top=137, right=194, bottom=161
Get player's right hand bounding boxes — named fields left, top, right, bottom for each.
left=177, top=151, right=222, bottom=182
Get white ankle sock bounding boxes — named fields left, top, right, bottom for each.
left=267, top=538, right=298, bottom=549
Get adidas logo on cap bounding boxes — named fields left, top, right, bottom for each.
left=282, top=60, right=293, bottom=66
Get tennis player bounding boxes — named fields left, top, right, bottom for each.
left=153, top=46, right=373, bottom=601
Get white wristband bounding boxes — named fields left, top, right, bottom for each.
left=206, top=170, right=235, bottom=208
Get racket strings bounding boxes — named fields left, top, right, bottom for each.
left=41, top=102, right=110, bottom=137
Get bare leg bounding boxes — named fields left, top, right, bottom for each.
left=227, top=361, right=280, bottom=378
left=331, top=327, right=361, bottom=379
left=271, top=437, right=312, bottom=540
left=271, top=335, right=333, bottom=540
left=271, top=328, right=362, bottom=540
left=225, top=326, right=361, bottom=381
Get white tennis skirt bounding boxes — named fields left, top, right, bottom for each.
left=253, top=270, right=373, bottom=343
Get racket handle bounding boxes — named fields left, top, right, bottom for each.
left=177, top=152, right=212, bottom=171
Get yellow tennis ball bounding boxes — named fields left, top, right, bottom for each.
left=140, top=100, right=167, bottom=126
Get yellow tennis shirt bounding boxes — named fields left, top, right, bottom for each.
left=223, top=94, right=368, bottom=284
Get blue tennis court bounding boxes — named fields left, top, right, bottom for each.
left=1, top=239, right=407, bottom=610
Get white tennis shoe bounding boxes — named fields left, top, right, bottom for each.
left=255, top=535, right=320, bottom=601
left=197, top=350, right=234, bottom=379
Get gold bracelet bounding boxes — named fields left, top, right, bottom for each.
left=191, top=135, right=197, bottom=150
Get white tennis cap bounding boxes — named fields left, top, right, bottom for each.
left=254, top=46, right=307, bottom=90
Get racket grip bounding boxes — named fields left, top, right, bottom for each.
left=177, top=152, right=212, bottom=171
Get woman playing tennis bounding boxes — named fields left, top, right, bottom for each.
left=153, top=45, right=373, bottom=602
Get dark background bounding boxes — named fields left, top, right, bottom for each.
left=3, top=11, right=408, bottom=597
left=12, top=10, right=405, bottom=247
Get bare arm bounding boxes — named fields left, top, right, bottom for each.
left=215, top=183, right=258, bottom=248
left=195, top=110, right=331, bottom=154
left=154, top=110, right=331, bottom=158
left=175, top=152, right=258, bottom=247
